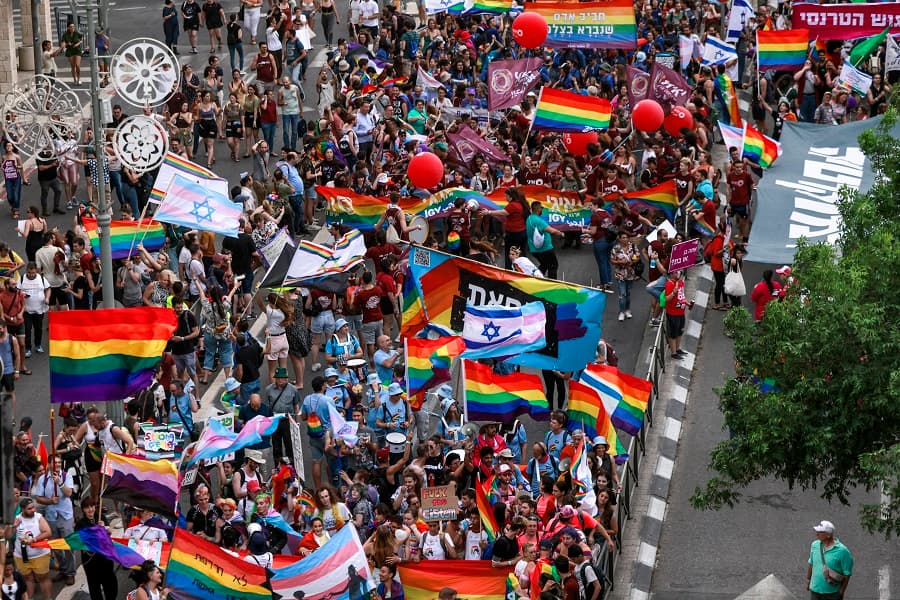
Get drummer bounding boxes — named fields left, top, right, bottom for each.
left=323, top=367, right=352, bottom=411
left=324, top=318, right=364, bottom=369
left=364, top=372, right=388, bottom=444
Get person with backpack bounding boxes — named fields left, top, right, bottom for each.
left=571, top=545, right=602, bottom=600
left=376, top=383, right=413, bottom=438
left=543, top=412, right=572, bottom=461
left=35, top=232, right=69, bottom=312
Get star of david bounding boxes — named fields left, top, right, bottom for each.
left=190, top=198, right=215, bottom=223
left=481, top=321, right=501, bottom=341
left=714, top=50, right=724, bottom=59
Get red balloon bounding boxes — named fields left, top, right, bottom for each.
left=663, top=105, right=695, bottom=137
left=407, top=152, right=444, bottom=189
left=512, top=12, right=549, bottom=49
left=632, top=99, right=665, bottom=132
left=562, top=132, right=599, bottom=155
left=636, top=37, right=648, bottom=47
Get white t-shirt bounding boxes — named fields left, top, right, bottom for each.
left=13, top=513, right=51, bottom=559
left=420, top=531, right=454, bottom=560
left=464, top=529, right=487, bottom=560
left=244, top=551, right=273, bottom=569
left=19, top=273, right=50, bottom=314
left=124, top=523, right=168, bottom=541
left=361, top=0, right=379, bottom=27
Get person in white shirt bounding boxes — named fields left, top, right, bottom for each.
left=19, top=262, right=50, bottom=355
left=12, top=497, right=53, bottom=599
left=124, top=509, right=169, bottom=542
left=420, top=520, right=456, bottom=559
left=359, top=0, right=379, bottom=37
left=34, top=455, right=77, bottom=584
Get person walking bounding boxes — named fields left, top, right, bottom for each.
left=36, top=148, right=64, bottom=216
left=33, top=455, right=77, bottom=586
left=610, top=231, right=640, bottom=322
left=807, top=520, right=853, bottom=600
left=19, top=262, right=50, bottom=356
left=277, top=76, right=302, bottom=150
left=263, top=367, right=302, bottom=462
left=200, top=0, right=226, bottom=53
left=162, top=0, right=180, bottom=53
left=2, top=141, right=26, bottom=220
left=526, top=201, right=564, bottom=280
left=60, top=21, right=84, bottom=86
left=226, top=13, right=244, bottom=72
left=181, top=0, right=202, bottom=53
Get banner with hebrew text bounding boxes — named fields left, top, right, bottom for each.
left=792, top=2, right=900, bottom=40
left=527, top=1, right=637, bottom=49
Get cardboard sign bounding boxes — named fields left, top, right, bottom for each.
left=421, top=484, right=459, bottom=522
left=668, top=238, right=701, bottom=273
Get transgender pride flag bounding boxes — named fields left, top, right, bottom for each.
left=154, top=173, right=242, bottom=238
left=184, top=414, right=283, bottom=467
left=461, top=301, right=546, bottom=359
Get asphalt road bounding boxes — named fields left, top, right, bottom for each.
left=650, top=257, right=899, bottom=600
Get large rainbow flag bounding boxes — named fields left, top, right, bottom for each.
left=742, top=123, right=782, bottom=169
left=319, top=186, right=426, bottom=230
left=608, top=180, right=680, bottom=220
left=400, top=265, right=429, bottom=339
left=462, top=359, right=550, bottom=422
left=101, top=453, right=179, bottom=518
left=528, top=0, right=637, bottom=49
left=467, top=0, right=512, bottom=14
left=408, top=247, right=605, bottom=371
left=487, top=186, right=592, bottom=231
left=567, top=379, right=627, bottom=461
left=757, top=29, right=809, bottom=71
left=82, top=217, right=166, bottom=259
left=534, top=88, right=612, bottom=132
left=475, top=478, right=500, bottom=543
left=579, top=364, right=652, bottom=436
left=400, top=561, right=513, bottom=600
left=149, top=151, right=221, bottom=203
left=166, top=529, right=271, bottom=600
left=49, top=307, right=177, bottom=404
left=405, top=335, right=466, bottom=402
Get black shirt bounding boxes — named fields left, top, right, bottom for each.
left=182, top=0, right=200, bottom=21
left=491, top=534, right=519, bottom=561
left=234, top=340, right=262, bottom=383
left=170, top=310, right=197, bottom=355
left=222, top=233, right=256, bottom=274
left=36, top=155, right=58, bottom=181
left=422, top=454, right=447, bottom=487
left=201, top=1, right=224, bottom=28
left=187, top=504, right=222, bottom=538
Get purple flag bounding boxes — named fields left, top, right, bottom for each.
left=487, top=58, right=544, bottom=111
left=650, top=63, right=694, bottom=111
left=626, top=65, right=651, bottom=108
left=446, top=125, right=512, bottom=165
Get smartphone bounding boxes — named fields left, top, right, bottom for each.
left=234, top=274, right=246, bottom=282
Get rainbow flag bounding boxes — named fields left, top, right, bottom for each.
left=487, top=186, right=592, bottom=232
left=166, top=529, right=271, bottom=600
left=530, top=561, right=559, bottom=600
left=567, top=380, right=627, bottom=461
left=408, top=248, right=605, bottom=372
left=693, top=216, right=717, bottom=237
left=400, top=561, right=513, bottom=600
left=475, top=478, right=500, bottom=543
left=467, top=0, right=512, bottom=14
left=82, top=217, right=166, bottom=259
left=101, top=453, right=179, bottom=518
left=578, top=364, right=652, bottom=436
left=150, top=151, right=220, bottom=203
left=400, top=266, right=429, bottom=339
left=528, top=1, right=637, bottom=49
left=534, top=88, right=612, bottom=133
left=49, top=307, right=177, bottom=404
left=462, top=359, right=550, bottom=422
left=714, top=73, right=743, bottom=127
left=37, top=525, right=147, bottom=569
left=742, top=123, right=782, bottom=169
left=319, top=186, right=425, bottom=230
left=611, top=180, right=679, bottom=220
left=406, top=335, right=465, bottom=400
left=757, top=29, right=809, bottom=71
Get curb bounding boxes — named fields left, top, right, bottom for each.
left=628, top=264, right=713, bottom=600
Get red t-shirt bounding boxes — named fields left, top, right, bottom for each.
left=664, top=279, right=686, bottom=316
left=708, top=234, right=725, bottom=273
left=701, top=200, right=718, bottom=229
left=375, top=272, right=397, bottom=296
left=310, top=288, right=336, bottom=313
left=365, top=243, right=402, bottom=273
left=727, top=172, right=753, bottom=206
left=749, top=280, right=783, bottom=321
left=518, top=166, right=548, bottom=187
left=589, top=209, right=614, bottom=242
left=446, top=209, right=470, bottom=240
left=354, top=285, right=384, bottom=323
left=615, top=209, right=644, bottom=236
left=504, top=200, right=526, bottom=233
left=648, top=239, right=669, bottom=280
left=597, top=176, right=628, bottom=197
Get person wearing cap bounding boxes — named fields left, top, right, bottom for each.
left=590, top=436, right=621, bottom=492
left=237, top=393, right=274, bottom=473
left=32, top=453, right=76, bottom=585
left=775, top=265, right=795, bottom=290
left=324, top=366, right=352, bottom=410
left=497, top=448, right=527, bottom=490
left=218, top=376, right=242, bottom=413
left=436, top=386, right=464, bottom=453
left=545, top=503, right=614, bottom=551
left=808, top=520, right=853, bottom=599
left=377, top=382, right=414, bottom=437
left=364, top=371, right=388, bottom=440
left=494, top=463, right=520, bottom=507
left=233, top=448, right=266, bottom=500
left=325, top=317, right=364, bottom=368
left=169, top=379, right=200, bottom=438
left=300, top=376, right=334, bottom=487
left=263, top=366, right=302, bottom=462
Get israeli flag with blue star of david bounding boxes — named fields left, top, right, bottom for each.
left=701, top=35, right=738, bottom=67
left=154, top=173, right=242, bottom=238
left=461, top=301, right=547, bottom=360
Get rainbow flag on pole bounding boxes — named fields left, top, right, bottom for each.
left=533, top=88, right=612, bottom=132
left=82, top=217, right=166, bottom=259
left=49, top=307, right=177, bottom=404
left=462, top=359, right=550, bottom=422
left=757, top=29, right=809, bottom=71
left=742, top=123, right=782, bottom=169
left=475, top=477, right=500, bottom=542
left=714, top=73, right=743, bottom=127
left=567, top=380, right=627, bottom=460
left=405, top=335, right=465, bottom=401
left=166, top=529, right=271, bottom=600
left=578, top=364, right=652, bottom=436
left=150, top=151, right=220, bottom=203
left=400, top=266, right=429, bottom=339
left=467, top=0, right=512, bottom=14
left=609, top=180, right=680, bottom=220
left=400, top=561, right=513, bottom=600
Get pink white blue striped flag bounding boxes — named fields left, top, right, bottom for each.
left=184, top=414, right=283, bottom=466
left=154, top=173, right=243, bottom=238
left=461, top=301, right=546, bottom=359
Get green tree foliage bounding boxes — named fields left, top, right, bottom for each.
left=690, top=97, right=900, bottom=538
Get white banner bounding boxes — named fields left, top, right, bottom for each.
left=838, top=61, right=873, bottom=95
left=260, top=227, right=295, bottom=269
left=886, top=35, right=900, bottom=74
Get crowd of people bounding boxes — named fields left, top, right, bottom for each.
left=0, top=0, right=885, bottom=597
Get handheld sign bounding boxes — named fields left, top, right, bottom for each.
left=668, top=238, right=701, bottom=273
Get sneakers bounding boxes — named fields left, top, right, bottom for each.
left=35, top=346, right=44, bottom=353
left=308, top=223, right=322, bottom=231
left=24, top=350, right=31, bottom=358
left=675, top=349, right=688, bottom=357
left=311, top=362, right=322, bottom=372
left=618, top=312, right=625, bottom=321
left=625, top=310, right=633, bottom=319
left=191, top=47, right=199, bottom=54
left=650, top=317, right=661, bottom=327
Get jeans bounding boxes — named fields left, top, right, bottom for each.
left=48, top=516, right=76, bottom=576
left=108, top=169, right=124, bottom=206
left=24, top=311, right=44, bottom=350
left=616, top=278, right=633, bottom=312
left=290, top=62, right=306, bottom=88
left=4, top=178, right=21, bottom=210
left=39, top=177, right=63, bottom=213
left=228, top=42, right=244, bottom=71
left=239, top=378, right=260, bottom=405
left=282, top=113, right=299, bottom=150
left=592, top=239, right=612, bottom=285
left=800, top=93, right=817, bottom=123
left=203, top=332, right=234, bottom=371
left=261, top=122, right=276, bottom=149
left=290, top=194, right=306, bottom=233
left=121, top=181, right=139, bottom=216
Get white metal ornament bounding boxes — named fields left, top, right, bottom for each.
left=112, top=115, right=169, bottom=173
left=110, top=38, right=181, bottom=108
left=1, top=75, right=83, bottom=159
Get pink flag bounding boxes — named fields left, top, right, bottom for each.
left=650, top=63, right=693, bottom=110
left=626, top=65, right=650, bottom=108
left=416, top=65, right=443, bottom=90
left=487, top=58, right=544, bottom=110
left=446, top=125, right=512, bottom=165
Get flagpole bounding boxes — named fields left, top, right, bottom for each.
left=460, top=357, right=468, bottom=424
left=125, top=200, right=154, bottom=260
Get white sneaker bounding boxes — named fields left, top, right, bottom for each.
left=625, top=310, right=633, bottom=319
left=311, top=362, right=322, bottom=372
left=618, top=312, right=625, bottom=321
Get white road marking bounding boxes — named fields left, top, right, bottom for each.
left=655, top=456, right=674, bottom=479
left=663, top=416, right=682, bottom=441
left=637, top=542, right=657, bottom=567
left=879, top=565, right=890, bottom=600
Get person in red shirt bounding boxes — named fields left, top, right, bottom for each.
left=517, top=156, right=548, bottom=186
left=611, top=198, right=653, bottom=239
left=705, top=224, right=729, bottom=309
left=596, top=164, right=628, bottom=198
left=484, top=187, right=530, bottom=269
left=350, top=271, right=384, bottom=363
left=364, top=230, right=402, bottom=274
left=585, top=199, right=615, bottom=290
left=749, top=269, right=783, bottom=322
left=445, top=197, right=471, bottom=256
left=376, top=257, right=400, bottom=342
left=664, top=270, right=692, bottom=359
left=726, top=161, right=754, bottom=241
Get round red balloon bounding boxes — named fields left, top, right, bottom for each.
left=408, top=152, right=444, bottom=189
left=512, top=12, right=549, bottom=49
left=663, top=105, right=695, bottom=137
left=632, top=99, right=665, bottom=132
left=562, top=132, right=599, bottom=155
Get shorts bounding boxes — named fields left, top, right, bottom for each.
left=345, top=313, right=363, bottom=335
left=244, top=112, right=258, bottom=130
left=59, top=163, right=79, bottom=184
left=266, top=332, right=289, bottom=360
left=6, top=322, right=23, bottom=336
left=174, top=351, right=197, bottom=376
left=308, top=435, right=325, bottom=460
left=645, top=276, right=666, bottom=299
left=198, top=120, right=217, bottom=139
left=184, top=18, right=200, bottom=31
left=239, top=270, right=254, bottom=294
left=666, top=314, right=685, bottom=338
left=15, top=553, right=50, bottom=576
left=360, top=319, right=383, bottom=345
left=0, top=373, right=14, bottom=391
left=49, top=286, right=69, bottom=306
left=225, top=120, right=244, bottom=139
left=730, top=204, right=749, bottom=218
left=310, top=310, right=335, bottom=335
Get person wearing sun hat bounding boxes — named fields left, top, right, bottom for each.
left=376, top=382, right=413, bottom=437
left=323, top=366, right=351, bottom=410
left=807, top=520, right=853, bottom=599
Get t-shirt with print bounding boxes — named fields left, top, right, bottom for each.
left=353, top=285, right=384, bottom=323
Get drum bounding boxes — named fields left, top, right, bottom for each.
left=386, top=432, right=407, bottom=454
left=346, top=358, right=368, bottom=380
left=408, top=215, right=428, bottom=244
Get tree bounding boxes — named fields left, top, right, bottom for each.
left=690, top=96, right=900, bottom=539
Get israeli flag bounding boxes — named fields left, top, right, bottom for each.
left=725, top=0, right=754, bottom=44
left=702, top=36, right=739, bottom=66
left=461, top=301, right=547, bottom=359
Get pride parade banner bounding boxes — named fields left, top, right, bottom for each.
left=526, top=1, right=637, bottom=49
left=792, top=2, right=900, bottom=40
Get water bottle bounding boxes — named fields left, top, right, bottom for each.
left=650, top=257, right=657, bottom=269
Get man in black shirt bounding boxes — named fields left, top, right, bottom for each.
left=36, top=149, right=64, bottom=215
left=200, top=0, right=225, bottom=53
left=232, top=333, right=262, bottom=405
left=181, top=0, right=201, bottom=53
left=221, top=218, right=259, bottom=312
left=170, top=302, right=200, bottom=390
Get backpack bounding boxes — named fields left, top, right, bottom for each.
left=577, top=561, right=603, bottom=600
left=133, top=382, right=163, bottom=424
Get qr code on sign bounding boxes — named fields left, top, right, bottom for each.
left=413, top=247, right=431, bottom=267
